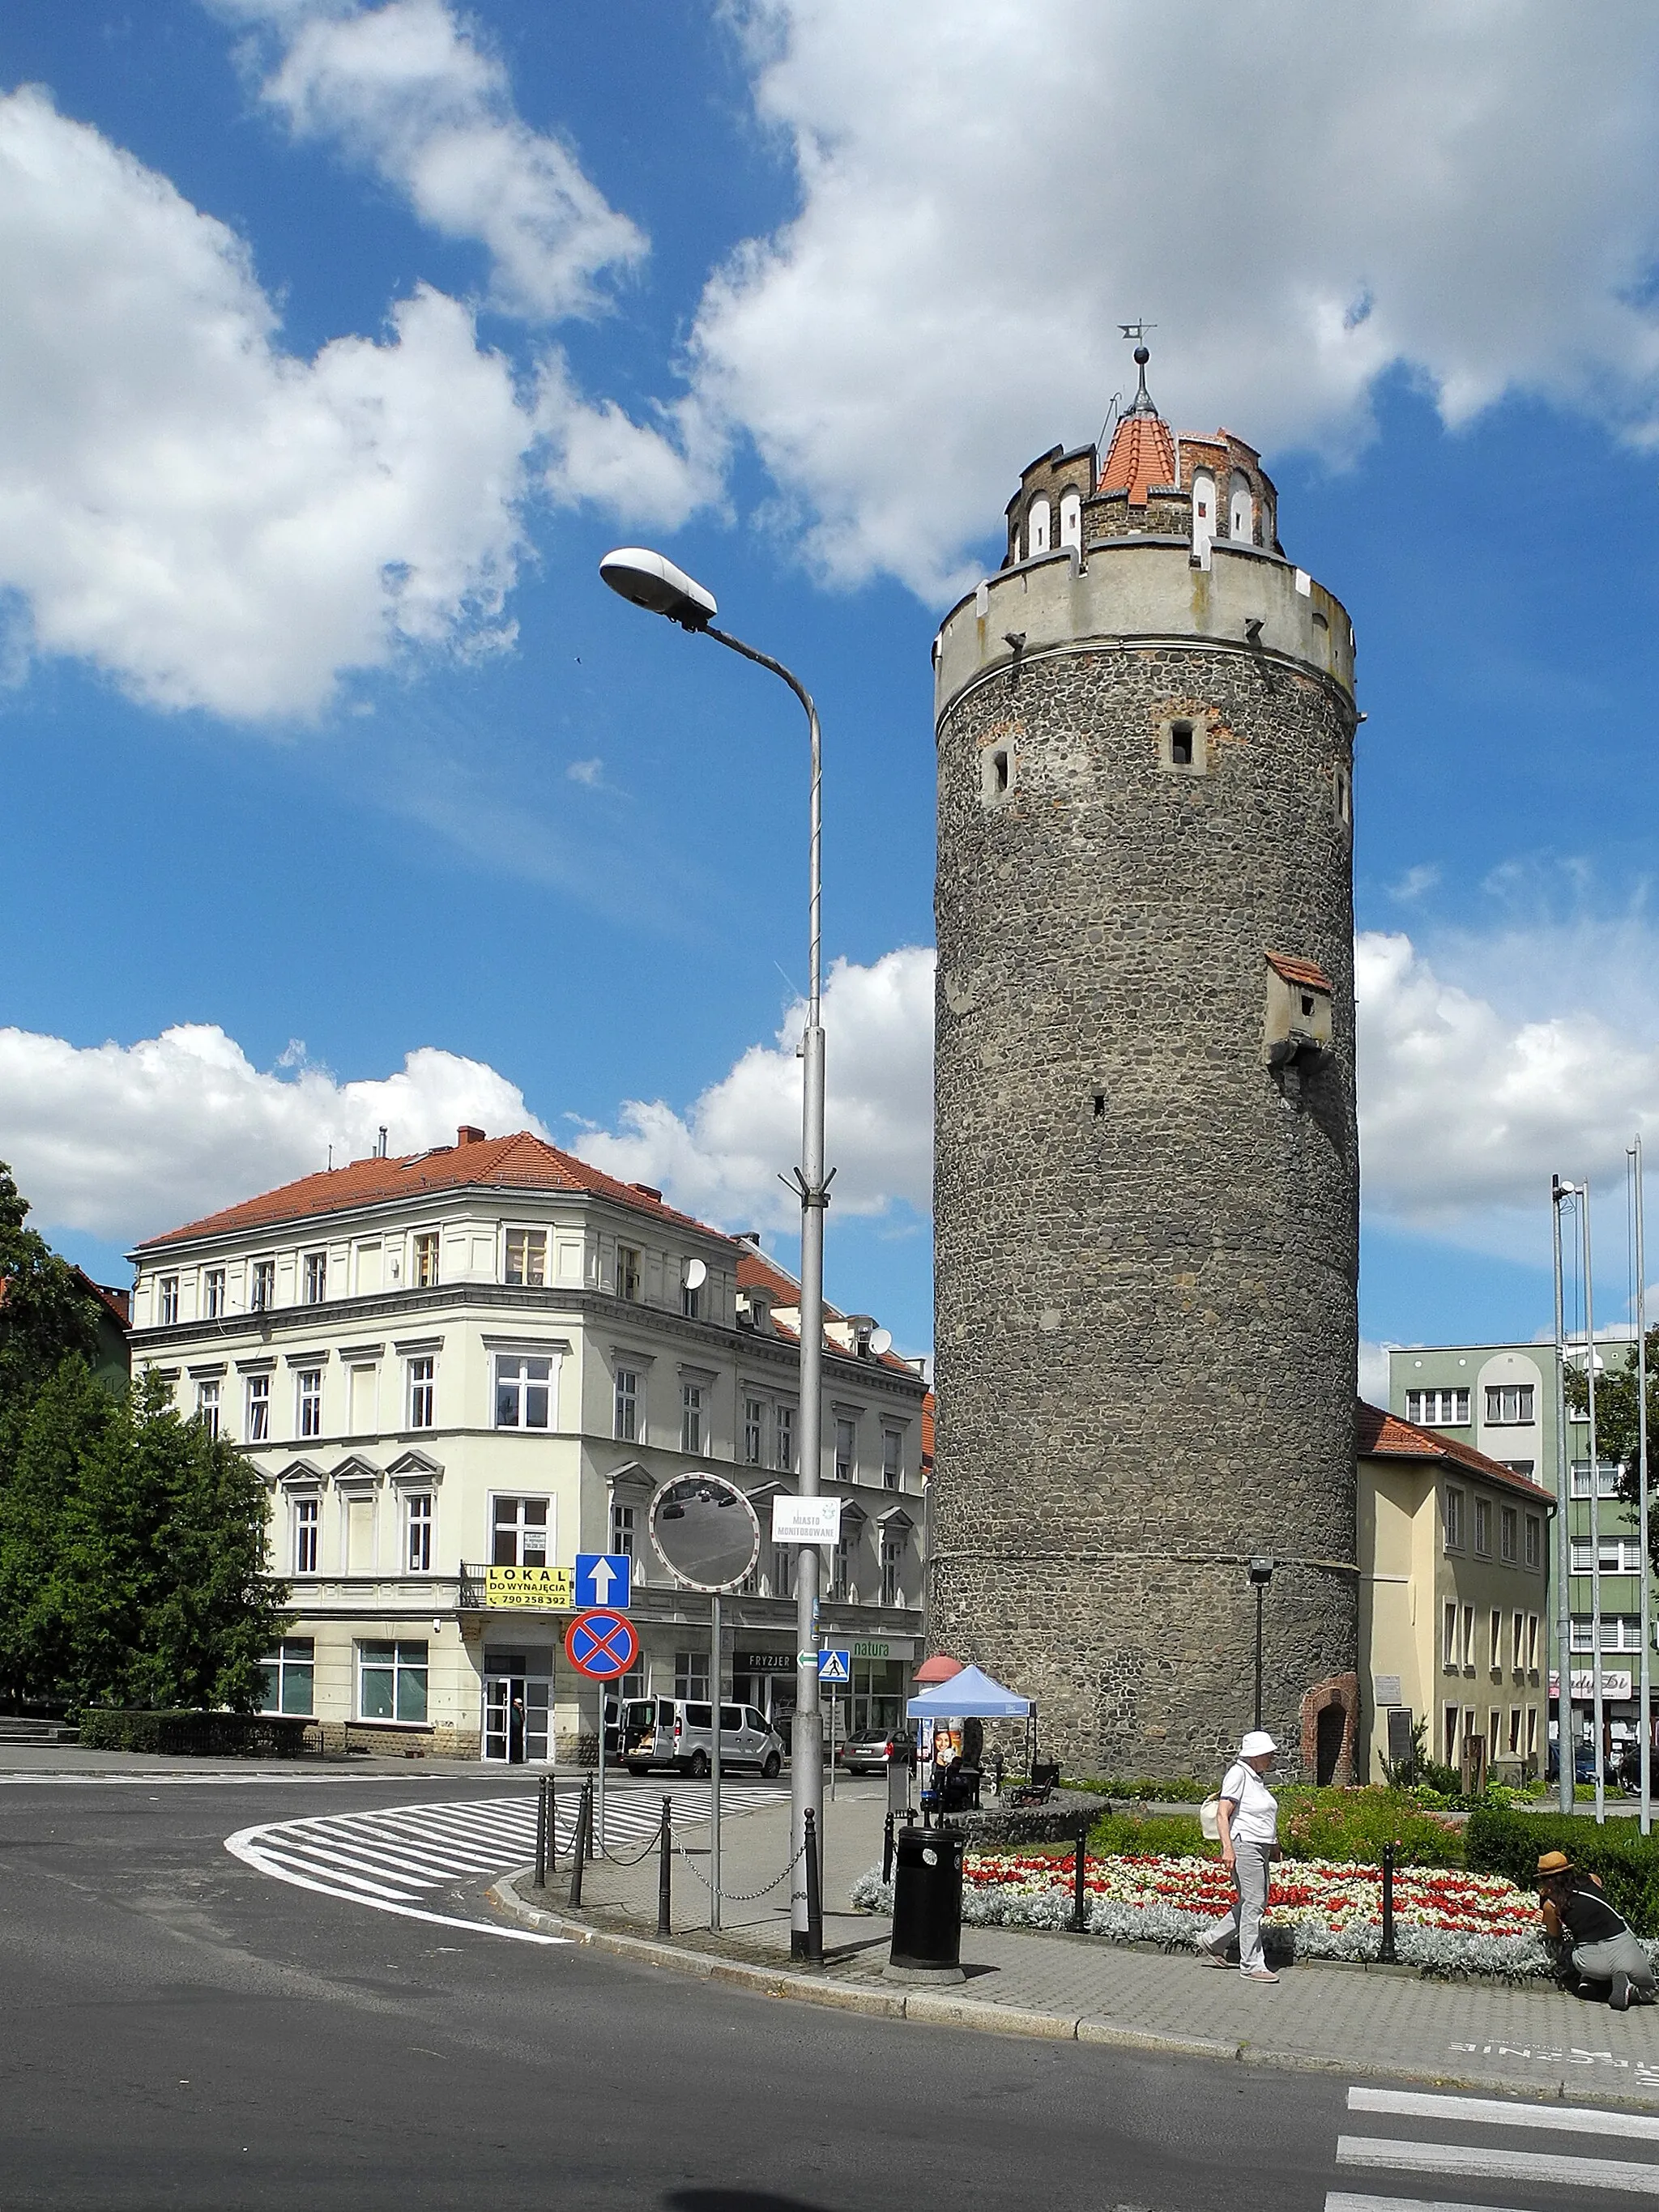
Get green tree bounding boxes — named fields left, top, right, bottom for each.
left=0, top=1358, right=116, bottom=1700
left=1563, top=1326, right=1659, bottom=1571
left=0, top=1161, right=98, bottom=1468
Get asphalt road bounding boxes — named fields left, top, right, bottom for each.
left=0, top=1770, right=1610, bottom=2210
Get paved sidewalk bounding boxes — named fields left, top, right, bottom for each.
left=501, top=1782, right=1659, bottom=2110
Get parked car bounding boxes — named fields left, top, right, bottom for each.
left=619, top=1697, right=784, bottom=1779
left=836, top=1727, right=913, bottom=1775
left=1546, top=1742, right=1604, bottom=1785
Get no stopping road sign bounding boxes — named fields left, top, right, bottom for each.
left=565, top=1609, right=638, bottom=1681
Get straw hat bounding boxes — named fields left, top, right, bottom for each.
left=1535, top=1849, right=1574, bottom=1883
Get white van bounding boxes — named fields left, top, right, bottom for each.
left=621, top=1697, right=784, bottom=1779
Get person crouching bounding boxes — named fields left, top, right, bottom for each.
left=1535, top=1849, right=1657, bottom=2010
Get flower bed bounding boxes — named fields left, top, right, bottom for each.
left=850, top=1847, right=1572, bottom=1980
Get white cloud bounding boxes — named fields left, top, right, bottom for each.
left=1355, top=928, right=1659, bottom=1257
left=566, top=756, right=603, bottom=787
left=0, top=1024, right=544, bottom=1246
left=236, top=0, right=644, bottom=320
left=1358, top=1340, right=1394, bottom=1406
left=692, top=1, right=1659, bottom=596
left=574, top=947, right=934, bottom=1231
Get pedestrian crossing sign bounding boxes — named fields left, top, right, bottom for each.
left=817, top=1647, right=851, bottom=1685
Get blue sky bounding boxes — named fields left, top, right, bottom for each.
left=2, top=2, right=1658, bottom=1379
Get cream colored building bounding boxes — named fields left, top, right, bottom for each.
left=127, top=1127, right=928, bottom=1761
left=1358, top=1401, right=1555, bottom=1784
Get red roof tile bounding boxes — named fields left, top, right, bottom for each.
left=1098, top=411, right=1177, bottom=508
left=1267, top=953, right=1333, bottom=992
left=136, top=1129, right=720, bottom=1251
left=1356, top=1400, right=1556, bottom=1504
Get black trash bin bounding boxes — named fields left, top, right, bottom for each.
left=887, top=1824, right=965, bottom=1980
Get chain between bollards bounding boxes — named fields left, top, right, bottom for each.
left=1071, top=1814, right=1089, bottom=1933
left=1379, top=1839, right=1397, bottom=1963
left=657, top=1794, right=672, bottom=1937
left=569, top=1776, right=593, bottom=1908
left=804, top=1806, right=823, bottom=1964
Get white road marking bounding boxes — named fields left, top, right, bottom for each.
left=1348, top=2085, right=1659, bottom=2142
left=1328, top=2197, right=1536, bottom=2212
left=1337, top=2133, right=1659, bottom=2194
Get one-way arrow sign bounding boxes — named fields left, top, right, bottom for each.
left=575, top=1552, right=632, bottom=1610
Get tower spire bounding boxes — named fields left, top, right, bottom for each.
left=1119, top=320, right=1158, bottom=417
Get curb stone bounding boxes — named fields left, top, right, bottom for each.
left=488, top=1871, right=1659, bottom=2112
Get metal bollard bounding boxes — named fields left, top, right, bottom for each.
left=535, top=1773, right=549, bottom=1889
left=1379, top=1839, right=1397, bottom=1963
left=882, top=1809, right=895, bottom=1886
left=1071, top=1816, right=1089, bottom=1933
left=804, top=1806, right=824, bottom=1965
left=657, top=1795, right=672, bottom=1937
left=570, top=1778, right=592, bottom=1908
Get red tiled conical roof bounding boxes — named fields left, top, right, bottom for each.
left=1098, top=409, right=1177, bottom=509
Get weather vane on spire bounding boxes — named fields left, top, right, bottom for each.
left=1119, top=321, right=1158, bottom=416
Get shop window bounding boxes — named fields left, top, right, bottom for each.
left=259, top=1639, right=314, bottom=1716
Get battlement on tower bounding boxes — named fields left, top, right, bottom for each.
left=1002, top=416, right=1283, bottom=568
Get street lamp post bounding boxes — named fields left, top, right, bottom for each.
left=599, top=548, right=829, bottom=1962
left=1247, top=1557, right=1273, bottom=1733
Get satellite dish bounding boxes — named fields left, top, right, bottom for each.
left=868, top=1327, right=893, bottom=1357
left=684, top=1257, right=708, bottom=1291
left=648, top=1474, right=760, bottom=1594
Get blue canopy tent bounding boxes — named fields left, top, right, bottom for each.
left=906, top=1664, right=1030, bottom=1720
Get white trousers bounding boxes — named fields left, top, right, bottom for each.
left=1207, top=1840, right=1273, bottom=1971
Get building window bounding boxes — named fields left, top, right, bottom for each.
left=1461, top=1604, right=1474, bottom=1669
left=414, top=1231, right=439, bottom=1288
left=195, top=1379, right=220, bottom=1438
left=611, top=1501, right=635, bottom=1562
left=775, top=1406, right=795, bottom=1474
left=1573, top=1460, right=1623, bottom=1499
left=158, top=1276, right=179, bottom=1326
left=406, top=1493, right=433, bottom=1574
left=1499, top=1507, right=1518, bottom=1563
left=1026, top=497, right=1050, bottom=556
left=680, top=1383, right=703, bottom=1455
left=358, top=1640, right=427, bottom=1724
left=245, top=1373, right=270, bottom=1443
left=492, top=1496, right=549, bottom=1567
left=505, top=1228, right=548, bottom=1287
left=617, top=1246, right=642, bottom=1302
left=1442, top=1600, right=1457, bottom=1669
left=203, top=1268, right=225, bottom=1319
left=614, top=1366, right=639, bottom=1443
left=259, top=1639, right=314, bottom=1716
left=1059, top=488, right=1081, bottom=548
left=1510, top=1609, right=1524, bottom=1671
left=407, top=1357, right=435, bottom=1430
left=1526, top=1614, right=1539, bottom=1669
left=494, top=1355, right=552, bottom=1430
left=1407, top=1388, right=1469, bottom=1426
left=674, top=1649, right=709, bottom=1701
left=302, top=1251, right=327, bottom=1304
left=296, top=1369, right=323, bottom=1440
left=1527, top=1706, right=1539, bottom=1759
left=1485, top=1384, right=1535, bottom=1425
left=1444, top=1705, right=1460, bottom=1764
left=1572, top=1534, right=1639, bottom=1575
left=1443, top=1485, right=1465, bottom=1552
left=742, top=1396, right=765, bottom=1466
left=881, top=1533, right=903, bottom=1608
left=1171, top=720, right=1194, bottom=767
left=250, top=1259, right=275, bottom=1312
left=1571, top=1617, right=1594, bottom=1652
left=681, top=1276, right=701, bottom=1321
left=1507, top=1706, right=1521, bottom=1756
left=1473, top=1498, right=1492, bottom=1558
left=832, top=1534, right=851, bottom=1601
left=1525, top=1514, right=1542, bottom=1571
left=294, top=1497, right=320, bottom=1575
left=881, top=1430, right=902, bottom=1491
left=1488, top=1608, right=1502, bottom=1670
left=834, top=1418, right=856, bottom=1483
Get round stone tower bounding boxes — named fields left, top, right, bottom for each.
left=931, top=346, right=1361, bottom=1784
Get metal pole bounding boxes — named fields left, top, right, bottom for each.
left=710, top=1589, right=722, bottom=1933
left=1585, top=1183, right=1605, bottom=1825
left=1553, top=1178, right=1574, bottom=1813
left=1071, top=1815, right=1089, bottom=1933
left=1253, top=1582, right=1265, bottom=1733
left=1379, top=1840, right=1397, bottom=1964
left=804, top=1805, right=823, bottom=1963
left=1636, top=1136, right=1652, bottom=1837
left=702, top=624, right=827, bottom=1963
left=535, top=1772, right=548, bottom=1888
left=595, top=1679, right=606, bottom=1860
left=658, top=1794, right=672, bottom=1937
left=570, top=1777, right=591, bottom=1907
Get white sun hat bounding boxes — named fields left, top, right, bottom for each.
left=1239, top=1730, right=1277, bottom=1758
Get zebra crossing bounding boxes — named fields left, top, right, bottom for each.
left=224, top=1782, right=775, bottom=1941
left=1329, top=2083, right=1659, bottom=2206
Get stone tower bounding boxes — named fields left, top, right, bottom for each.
left=931, top=345, right=1361, bottom=1783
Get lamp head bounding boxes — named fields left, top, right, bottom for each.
left=1247, top=1555, right=1274, bottom=1587
left=599, top=547, right=717, bottom=631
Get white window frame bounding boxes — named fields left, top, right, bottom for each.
left=616, top=1245, right=642, bottom=1302
left=1443, top=1485, right=1465, bottom=1552
left=611, top=1499, right=636, bottom=1563
left=407, top=1356, right=435, bottom=1430
left=302, top=1251, right=327, bottom=1304
left=1488, top=1607, right=1502, bottom=1670
left=260, top=1638, right=315, bottom=1716
left=294, top=1496, right=320, bottom=1576
left=491, top=1494, right=552, bottom=1568
left=1442, top=1600, right=1457, bottom=1669
left=881, top=1428, right=902, bottom=1491
left=1473, top=1497, right=1492, bottom=1558
left=1499, top=1505, right=1518, bottom=1563
left=1461, top=1603, right=1475, bottom=1669
left=250, top=1259, right=275, bottom=1312
left=158, top=1275, right=179, bottom=1326
left=296, top=1368, right=323, bottom=1441
left=680, top=1381, right=703, bottom=1455
left=505, top=1227, right=548, bottom=1288
left=743, top=1396, right=765, bottom=1467
left=414, top=1230, right=440, bottom=1288
left=494, top=1353, right=552, bottom=1431
left=203, top=1268, right=225, bottom=1319
left=775, top=1405, right=795, bottom=1474
left=1485, top=1383, right=1535, bottom=1425
left=834, top=1417, right=857, bottom=1483
left=195, top=1379, right=220, bottom=1438
left=356, top=1639, right=428, bottom=1724
left=614, top=1366, right=639, bottom=1443
left=245, top=1373, right=270, bottom=1443
left=1525, top=1514, right=1542, bottom=1570
left=406, top=1492, right=433, bottom=1574
left=1526, top=1613, right=1539, bottom=1669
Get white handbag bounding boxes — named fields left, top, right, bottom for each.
left=1200, top=1794, right=1222, bottom=1842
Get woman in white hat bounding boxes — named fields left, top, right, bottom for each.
left=1200, top=1730, right=1281, bottom=1983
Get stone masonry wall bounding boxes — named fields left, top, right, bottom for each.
left=933, top=624, right=1359, bottom=1782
